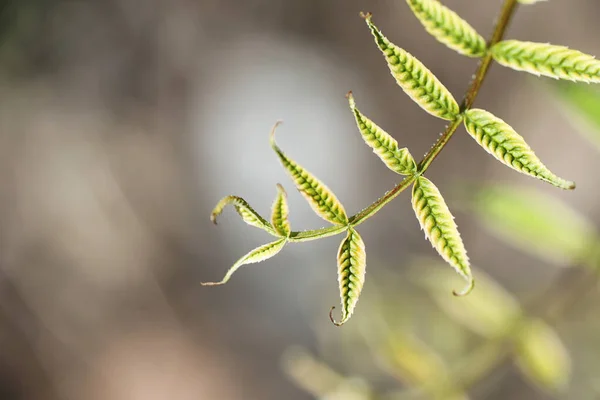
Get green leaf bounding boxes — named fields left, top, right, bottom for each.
left=411, top=176, right=474, bottom=295
left=406, top=0, right=487, bottom=57
left=491, top=40, right=600, bottom=83
left=362, top=12, right=460, bottom=120
left=471, top=185, right=598, bottom=266
left=201, top=238, right=287, bottom=286
left=271, top=184, right=291, bottom=237
left=554, top=82, right=600, bottom=152
left=270, top=122, right=348, bottom=226
left=347, top=92, right=417, bottom=175
left=464, top=109, right=576, bottom=190
left=211, top=195, right=277, bottom=236
left=514, top=319, right=571, bottom=392
left=330, top=227, right=366, bottom=326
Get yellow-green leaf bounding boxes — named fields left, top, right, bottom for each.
left=411, top=176, right=474, bottom=296
left=270, top=122, right=348, bottom=226
left=554, top=82, right=600, bottom=152
left=472, top=185, right=598, bottom=266
left=201, top=238, right=286, bottom=286
left=347, top=92, right=417, bottom=175
left=271, top=184, right=291, bottom=237
left=514, top=319, right=571, bottom=392
left=464, top=109, right=575, bottom=190
left=211, top=195, right=277, bottom=236
left=491, top=40, right=600, bottom=83
left=362, top=12, right=460, bottom=120
left=331, top=227, right=366, bottom=326
left=406, top=0, right=486, bottom=57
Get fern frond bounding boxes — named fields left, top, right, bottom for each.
left=464, top=109, right=576, bottom=190
left=362, top=12, right=460, bottom=120
left=411, top=176, right=473, bottom=295
left=348, top=92, right=417, bottom=175
left=492, top=40, right=600, bottom=83
left=406, top=0, right=487, bottom=57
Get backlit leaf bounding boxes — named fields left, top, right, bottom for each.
left=514, top=319, right=571, bottom=392
left=201, top=238, right=286, bottom=286
left=271, top=184, right=291, bottom=237
left=211, top=195, right=277, bottom=236
left=411, top=176, right=474, bottom=295
left=406, top=0, right=486, bottom=57
left=464, top=109, right=575, bottom=190
left=331, top=227, right=366, bottom=326
left=554, top=82, right=600, bottom=152
left=362, top=12, right=460, bottom=120
left=270, top=122, right=348, bottom=225
left=492, top=40, right=600, bottom=83
left=347, top=91, right=417, bottom=175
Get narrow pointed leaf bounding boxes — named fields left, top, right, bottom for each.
left=411, top=176, right=473, bottom=295
left=201, top=238, right=286, bottom=286
left=211, top=195, right=277, bottom=235
left=406, top=0, right=486, bottom=57
left=464, top=109, right=575, bottom=190
left=270, top=122, right=348, bottom=225
left=514, top=319, right=571, bottom=392
left=362, top=13, right=460, bottom=120
left=492, top=40, right=600, bottom=83
left=330, top=227, right=366, bottom=326
left=347, top=92, right=417, bottom=175
left=271, top=184, right=291, bottom=237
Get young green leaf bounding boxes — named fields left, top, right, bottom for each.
left=271, top=184, right=291, bottom=237
left=491, top=40, right=600, bottom=83
left=211, top=195, right=277, bottom=236
left=464, top=109, right=575, bottom=190
left=362, top=12, right=460, bottom=120
left=405, top=0, right=487, bottom=57
left=270, top=122, right=348, bottom=226
left=514, top=319, right=571, bottom=392
left=411, top=176, right=474, bottom=296
left=347, top=92, right=417, bottom=175
left=201, top=238, right=287, bottom=286
left=330, top=227, right=366, bottom=326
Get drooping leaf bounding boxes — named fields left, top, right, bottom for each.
left=514, top=319, right=571, bottom=392
left=411, top=176, right=474, bottom=295
left=406, top=0, right=486, bottom=57
left=211, top=195, right=277, bottom=236
left=491, top=40, right=600, bottom=83
left=271, top=184, right=291, bottom=237
left=201, top=238, right=286, bottom=286
left=416, top=264, right=522, bottom=338
left=554, top=82, right=600, bottom=152
left=347, top=91, right=417, bottom=175
left=270, top=122, right=348, bottom=226
left=464, top=109, right=576, bottom=190
left=362, top=12, right=460, bottom=120
left=330, top=227, right=366, bottom=326
left=471, top=185, right=598, bottom=266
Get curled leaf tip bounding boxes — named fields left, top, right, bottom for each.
left=328, top=306, right=345, bottom=327
left=210, top=213, right=219, bottom=225
left=453, top=277, right=475, bottom=297
left=359, top=11, right=372, bottom=20
left=269, top=120, right=283, bottom=145
left=566, top=181, right=576, bottom=190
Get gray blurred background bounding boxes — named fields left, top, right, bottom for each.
left=0, top=0, right=599, bottom=399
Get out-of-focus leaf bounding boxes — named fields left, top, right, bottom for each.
left=282, top=347, right=373, bottom=400
left=471, top=185, right=598, bottom=266
left=514, top=319, right=571, bottom=392
left=554, top=82, right=600, bottom=152
left=415, top=262, right=522, bottom=338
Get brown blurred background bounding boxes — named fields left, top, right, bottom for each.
left=0, top=0, right=599, bottom=399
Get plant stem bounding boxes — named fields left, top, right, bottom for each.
left=289, top=0, right=519, bottom=243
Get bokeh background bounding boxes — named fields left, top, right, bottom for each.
left=1, top=0, right=600, bottom=399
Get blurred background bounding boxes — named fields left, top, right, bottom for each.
left=1, top=0, right=600, bottom=399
